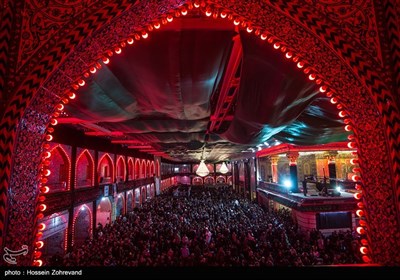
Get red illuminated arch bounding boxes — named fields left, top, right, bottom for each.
left=127, top=157, right=134, bottom=180
left=0, top=0, right=398, bottom=265
left=75, top=149, right=95, bottom=188
left=48, top=145, right=71, bottom=192
left=98, top=153, right=114, bottom=184
left=116, top=156, right=126, bottom=182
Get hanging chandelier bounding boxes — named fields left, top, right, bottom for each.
left=196, top=159, right=210, bottom=177
left=219, top=162, right=229, bottom=174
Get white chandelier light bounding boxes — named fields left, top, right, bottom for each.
left=219, top=162, right=229, bottom=174
left=196, top=159, right=210, bottom=177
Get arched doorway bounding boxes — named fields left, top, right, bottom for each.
left=0, top=0, right=399, bottom=265
left=98, top=154, right=114, bottom=184
left=134, top=159, right=140, bottom=180
left=96, top=197, right=112, bottom=227
left=116, top=156, right=126, bottom=183
left=126, top=191, right=133, bottom=213
left=72, top=204, right=92, bottom=249
left=39, top=211, right=68, bottom=262
left=134, top=188, right=140, bottom=207
left=47, top=145, right=71, bottom=192
left=75, top=149, right=94, bottom=188
left=115, top=193, right=125, bottom=217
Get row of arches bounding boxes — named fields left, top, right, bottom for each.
left=47, top=144, right=159, bottom=192
left=39, top=178, right=176, bottom=261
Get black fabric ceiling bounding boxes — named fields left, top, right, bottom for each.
left=63, top=18, right=348, bottom=162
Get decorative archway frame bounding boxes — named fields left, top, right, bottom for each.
left=98, top=153, right=114, bottom=183
left=71, top=204, right=93, bottom=247
left=116, top=155, right=127, bottom=182
left=75, top=149, right=95, bottom=188
left=0, top=0, right=399, bottom=266
left=49, top=145, right=72, bottom=191
left=127, top=157, right=134, bottom=180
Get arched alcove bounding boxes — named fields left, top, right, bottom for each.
left=126, top=191, right=133, bottom=213
left=72, top=204, right=92, bottom=249
left=98, top=154, right=114, bottom=184
left=115, top=194, right=125, bottom=217
left=75, top=150, right=94, bottom=188
left=96, top=197, right=112, bottom=227
left=47, top=145, right=71, bottom=192
left=116, top=156, right=126, bottom=183
left=127, top=158, right=134, bottom=180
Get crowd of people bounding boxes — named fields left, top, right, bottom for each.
left=51, top=185, right=362, bottom=266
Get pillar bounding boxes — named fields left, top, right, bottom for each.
left=70, top=146, right=77, bottom=191
left=286, top=152, right=300, bottom=193
left=270, top=156, right=279, bottom=183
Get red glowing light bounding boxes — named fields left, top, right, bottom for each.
left=260, top=34, right=268, bottom=40
left=181, top=9, right=188, bottom=16
left=338, top=111, right=347, bottom=118
left=347, top=141, right=356, bottom=149
left=167, top=15, right=173, bottom=22
left=330, top=97, right=337, bottom=104
left=33, top=260, right=43, bottom=267
left=220, top=12, right=227, bottom=18
left=43, top=151, right=51, bottom=159
left=361, top=239, right=368, bottom=246
left=359, top=219, right=367, bottom=227
left=102, top=57, right=110, bottom=64
left=356, top=209, right=364, bottom=217
left=56, top=104, right=64, bottom=111
left=114, top=47, right=122, bottom=54
left=39, top=204, right=47, bottom=212
left=355, top=184, right=362, bottom=190
left=40, top=186, right=50, bottom=193
left=354, top=192, right=362, bottom=200
left=45, top=134, right=53, bottom=142
left=89, top=67, right=97, bottom=74
left=68, top=92, right=76, bottom=99
left=350, top=158, right=359, bottom=165
left=360, top=246, right=368, bottom=255
left=362, top=255, right=371, bottom=263
left=297, top=61, right=304, bottom=68
left=319, top=85, right=327, bottom=92
left=43, top=169, right=51, bottom=176
left=356, top=227, right=365, bottom=235
left=141, top=32, right=148, bottom=39
left=38, top=223, right=46, bottom=231
left=233, top=19, right=240, bottom=25
left=36, top=241, right=44, bottom=249
left=309, top=73, right=316, bottom=80
left=273, top=43, right=280, bottom=49
left=247, top=27, right=253, bottom=33
left=352, top=175, right=361, bottom=182
left=127, top=38, right=134, bottom=44
left=357, top=202, right=364, bottom=208
left=345, top=125, right=352, bottom=131
left=285, top=52, right=292, bottom=59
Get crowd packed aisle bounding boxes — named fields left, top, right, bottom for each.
left=50, top=185, right=362, bottom=266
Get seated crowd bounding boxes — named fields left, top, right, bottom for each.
left=52, top=185, right=362, bottom=266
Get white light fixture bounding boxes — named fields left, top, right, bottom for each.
left=196, top=160, right=210, bottom=177
left=219, top=162, right=229, bottom=174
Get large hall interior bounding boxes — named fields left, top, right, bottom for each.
left=0, top=0, right=399, bottom=267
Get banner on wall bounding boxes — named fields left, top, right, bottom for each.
left=155, top=177, right=161, bottom=195
left=104, top=185, right=109, bottom=196
left=113, top=183, right=117, bottom=198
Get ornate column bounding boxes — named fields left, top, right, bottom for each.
left=286, top=152, right=300, bottom=192
left=270, top=156, right=279, bottom=183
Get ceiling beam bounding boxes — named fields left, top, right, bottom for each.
left=209, top=34, right=242, bottom=133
